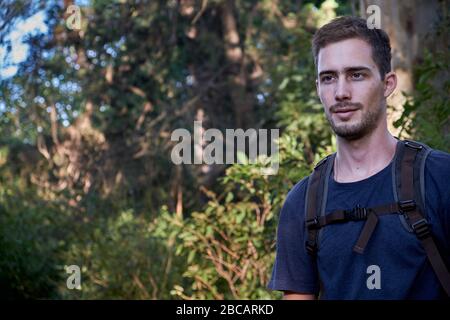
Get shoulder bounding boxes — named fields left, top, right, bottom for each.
left=283, top=153, right=334, bottom=208
left=276, top=176, right=312, bottom=241
left=425, top=148, right=450, bottom=169
left=425, top=148, right=450, bottom=182
left=424, top=148, right=450, bottom=205
left=284, top=176, right=310, bottom=209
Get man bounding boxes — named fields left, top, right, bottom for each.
left=267, top=16, right=450, bottom=299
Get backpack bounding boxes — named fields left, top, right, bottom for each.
left=304, top=139, right=450, bottom=296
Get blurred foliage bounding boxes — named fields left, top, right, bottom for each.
left=157, top=134, right=330, bottom=299
left=0, top=183, right=64, bottom=299
left=394, top=50, right=450, bottom=152
left=0, top=0, right=447, bottom=300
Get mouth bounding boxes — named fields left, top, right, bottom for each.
left=333, top=108, right=359, bottom=114
left=332, top=108, right=359, bottom=120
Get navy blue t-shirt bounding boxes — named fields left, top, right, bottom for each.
left=268, top=149, right=450, bottom=299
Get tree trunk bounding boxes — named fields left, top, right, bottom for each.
left=220, top=0, right=253, bottom=128
left=359, top=0, right=443, bottom=137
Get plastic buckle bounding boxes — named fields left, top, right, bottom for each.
left=399, top=200, right=416, bottom=212
left=404, top=141, right=423, bottom=150
left=306, top=218, right=319, bottom=229
left=346, top=206, right=367, bottom=220
left=411, top=218, right=430, bottom=240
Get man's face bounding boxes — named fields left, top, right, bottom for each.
left=316, top=38, right=391, bottom=140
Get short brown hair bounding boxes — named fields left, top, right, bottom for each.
left=312, top=16, right=392, bottom=79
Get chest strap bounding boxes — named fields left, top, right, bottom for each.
left=306, top=202, right=405, bottom=229
left=306, top=201, right=414, bottom=253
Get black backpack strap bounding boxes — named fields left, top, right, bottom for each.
left=398, top=140, right=450, bottom=296
left=393, top=139, right=432, bottom=231
left=305, top=153, right=335, bottom=255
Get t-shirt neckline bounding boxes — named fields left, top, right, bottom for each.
left=330, top=156, right=394, bottom=188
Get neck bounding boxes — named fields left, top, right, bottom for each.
left=334, top=124, right=397, bottom=183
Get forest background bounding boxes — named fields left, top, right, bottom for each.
left=0, top=0, right=448, bottom=299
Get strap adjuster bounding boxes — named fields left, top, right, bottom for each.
left=306, top=218, right=319, bottom=229
left=411, top=218, right=430, bottom=240
left=399, top=200, right=416, bottom=212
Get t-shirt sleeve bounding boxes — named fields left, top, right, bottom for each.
left=267, top=177, right=320, bottom=294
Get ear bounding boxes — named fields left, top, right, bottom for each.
left=316, top=78, right=319, bottom=97
left=383, top=71, right=397, bottom=98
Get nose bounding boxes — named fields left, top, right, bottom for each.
left=335, top=77, right=351, bottom=101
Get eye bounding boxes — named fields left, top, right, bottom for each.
left=351, top=72, right=364, bottom=80
left=320, top=75, right=335, bottom=83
